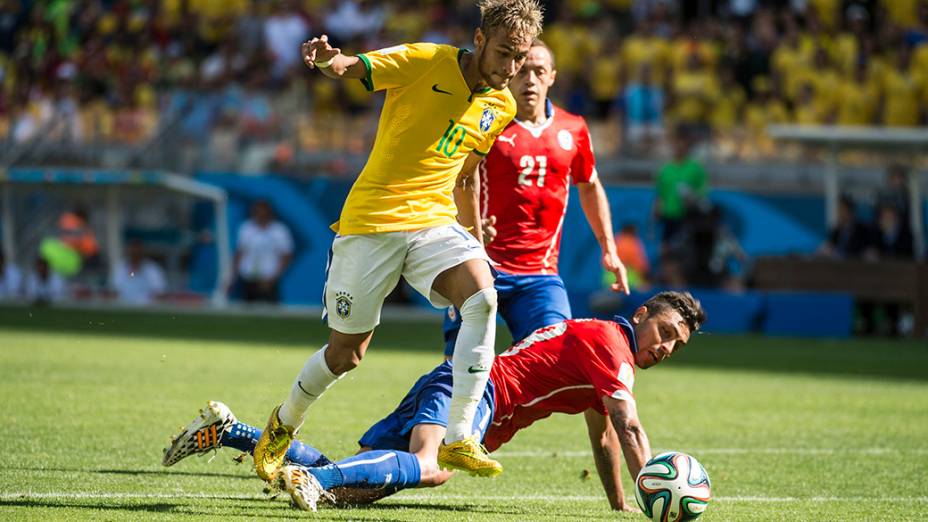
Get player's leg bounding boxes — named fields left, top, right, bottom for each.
left=442, top=275, right=517, bottom=359
left=404, top=225, right=500, bottom=474
left=254, top=233, right=405, bottom=481
left=282, top=362, right=494, bottom=510
left=225, top=422, right=334, bottom=468
left=325, top=425, right=453, bottom=506
left=431, top=261, right=497, bottom=462
left=280, top=362, right=449, bottom=510
left=162, top=401, right=334, bottom=468
left=497, top=274, right=572, bottom=342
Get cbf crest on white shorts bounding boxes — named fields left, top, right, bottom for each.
left=335, top=291, right=353, bottom=319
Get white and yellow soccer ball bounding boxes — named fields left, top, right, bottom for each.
left=635, top=452, right=711, bottom=522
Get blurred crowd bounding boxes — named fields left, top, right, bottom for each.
left=0, top=198, right=298, bottom=307
left=2, top=0, right=928, bottom=171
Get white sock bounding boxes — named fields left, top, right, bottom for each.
left=278, top=345, right=341, bottom=429
left=445, top=287, right=497, bottom=444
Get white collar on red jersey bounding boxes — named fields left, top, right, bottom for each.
left=514, top=99, right=556, bottom=138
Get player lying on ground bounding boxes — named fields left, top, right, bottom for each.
left=164, top=291, right=704, bottom=512
left=444, top=39, right=629, bottom=357
left=252, top=0, right=543, bottom=484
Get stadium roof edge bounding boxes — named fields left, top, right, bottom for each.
left=0, top=168, right=226, bottom=201
left=1, top=168, right=231, bottom=305
left=767, top=125, right=928, bottom=148
left=767, top=124, right=926, bottom=259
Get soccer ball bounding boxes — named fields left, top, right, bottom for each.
left=635, top=452, right=711, bottom=522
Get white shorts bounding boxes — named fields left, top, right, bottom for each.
left=323, top=224, right=490, bottom=334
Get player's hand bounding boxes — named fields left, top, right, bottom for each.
left=616, top=503, right=641, bottom=513
left=481, top=215, right=497, bottom=245
left=604, top=251, right=630, bottom=295
left=302, top=35, right=341, bottom=69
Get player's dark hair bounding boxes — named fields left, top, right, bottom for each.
left=643, top=291, right=706, bottom=334
left=531, top=38, right=555, bottom=69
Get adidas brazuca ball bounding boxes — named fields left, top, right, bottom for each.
left=635, top=452, right=711, bottom=522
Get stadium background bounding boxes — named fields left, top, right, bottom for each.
left=2, top=0, right=926, bottom=338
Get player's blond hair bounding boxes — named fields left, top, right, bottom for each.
left=478, top=0, right=544, bottom=40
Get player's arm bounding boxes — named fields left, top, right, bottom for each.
left=584, top=409, right=638, bottom=512
left=603, top=395, right=652, bottom=482
left=577, top=176, right=629, bottom=294
left=301, top=35, right=367, bottom=80
left=453, top=152, right=485, bottom=244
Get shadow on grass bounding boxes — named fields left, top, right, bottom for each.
left=0, top=499, right=177, bottom=513
left=1, top=305, right=924, bottom=382
left=365, top=501, right=617, bottom=519
left=8, top=465, right=255, bottom=481
left=0, top=305, right=457, bottom=352
left=0, top=498, right=320, bottom=520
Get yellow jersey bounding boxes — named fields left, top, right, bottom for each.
left=881, top=68, right=921, bottom=127
left=835, top=81, right=878, bottom=126
left=336, top=43, right=516, bottom=235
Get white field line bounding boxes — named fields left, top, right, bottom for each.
left=494, top=448, right=928, bottom=457
left=2, top=492, right=928, bottom=503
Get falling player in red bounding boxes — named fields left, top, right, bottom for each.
left=444, top=40, right=628, bottom=354
left=164, top=292, right=705, bottom=513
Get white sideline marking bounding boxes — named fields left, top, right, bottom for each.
left=2, top=492, right=927, bottom=503
left=494, top=448, right=928, bottom=457
left=400, top=495, right=928, bottom=503
left=0, top=493, right=264, bottom=500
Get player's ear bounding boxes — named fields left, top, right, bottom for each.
left=632, top=306, right=648, bottom=324
left=548, top=68, right=557, bottom=85
left=474, top=27, right=485, bottom=52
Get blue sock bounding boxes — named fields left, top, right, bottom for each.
left=221, top=422, right=332, bottom=467
left=308, top=450, right=421, bottom=491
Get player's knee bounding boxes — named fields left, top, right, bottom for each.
left=326, top=342, right=365, bottom=374
left=459, top=287, right=498, bottom=322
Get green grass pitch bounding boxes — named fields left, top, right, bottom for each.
left=0, top=305, right=926, bottom=521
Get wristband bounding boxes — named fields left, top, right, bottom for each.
left=314, top=57, right=334, bottom=68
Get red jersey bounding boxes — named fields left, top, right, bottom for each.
left=483, top=318, right=638, bottom=452
left=480, top=103, right=597, bottom=275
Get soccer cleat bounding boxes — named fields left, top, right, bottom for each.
left=279, top=465, right=335, bottom=512
left=437, top=436, right=503, bottom=477
left=253, top=405, right=296, bottom=481
left=162, top=401, right=237, bottom=467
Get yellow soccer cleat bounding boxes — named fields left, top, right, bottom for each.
left=437, top=436, right=503, bottom=477
left=253, top=405, right=296, bottom=482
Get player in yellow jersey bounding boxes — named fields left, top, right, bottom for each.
left=253, top=0, right=544, bottom=484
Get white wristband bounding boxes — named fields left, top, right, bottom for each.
left=314, top=57, right=334, bottom=68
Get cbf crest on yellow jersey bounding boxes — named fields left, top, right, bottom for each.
left=333, top=42, right=517, bottom=235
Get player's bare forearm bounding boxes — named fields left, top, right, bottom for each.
left=317, top=54, right=366, bottom=79
left=302, top=36, right=366, bottom=80
left=585, top=409, right=629, bottom=511
left=453, top=153, right=484, bottom=243
left=604, top=396, right=651, bottom=481
left=453, top=182, right=482, bottom=243
left=580, top=178, right=628, bottom=293
left=578, top=177, right=616, bottom=256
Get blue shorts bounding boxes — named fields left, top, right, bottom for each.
left=443, top=272, right=572, bottom=356
left=358, top=361, right=495, bottom=451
